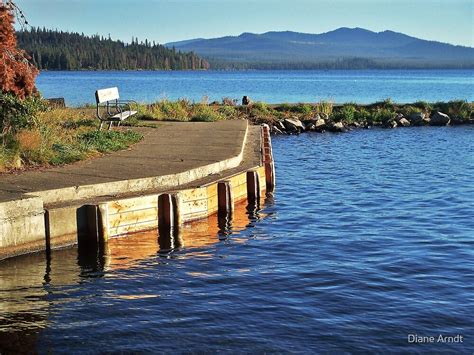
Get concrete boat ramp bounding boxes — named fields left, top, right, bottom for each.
left=0, top=120, right=275, bottom=261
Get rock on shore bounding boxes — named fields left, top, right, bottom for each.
left=430, top=111, right=450, bottom=126
left=266, top=107, right=471, bottom=135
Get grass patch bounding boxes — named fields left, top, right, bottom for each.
left=80, top=130, right=142, bottom=153
left=0, top=101, right=143, bottom=171
left=191, top=103, right=225, bottom=122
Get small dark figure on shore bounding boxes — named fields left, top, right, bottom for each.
left=242, top=96, right=252, bottom=105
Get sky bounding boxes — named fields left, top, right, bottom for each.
left=13, top=0, right=474, bottom=47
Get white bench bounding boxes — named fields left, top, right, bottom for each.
left=95, top=87, right=138, bottom=130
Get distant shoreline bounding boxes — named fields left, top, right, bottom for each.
left=36, top=67, right=474, bottom=72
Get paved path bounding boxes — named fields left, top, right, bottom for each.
left=0, top=120, right=249, bottom=204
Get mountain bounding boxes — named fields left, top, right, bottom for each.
left=165, top=28, right=474, bottom=69
left=17, top=28, right=210, bottom=71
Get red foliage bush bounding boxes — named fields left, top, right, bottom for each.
left=0, top=3, right=38, bottom=99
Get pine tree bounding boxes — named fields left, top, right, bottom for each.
left=0, top=2, right=38, bottom=99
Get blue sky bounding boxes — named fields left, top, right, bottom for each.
left=15, top=0, right=474, bottom=47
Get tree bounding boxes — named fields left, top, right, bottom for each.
left=0, top=1, right=38, bottom=99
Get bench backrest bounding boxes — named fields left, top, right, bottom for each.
left=95, top=87, right=119, bottom=104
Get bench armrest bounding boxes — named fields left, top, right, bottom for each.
left=116, top=100, right=139, bottom=112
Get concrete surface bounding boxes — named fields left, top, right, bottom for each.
left=1, top=120, right=263, bottom=260
left=0, top=120, right=248, bottom=205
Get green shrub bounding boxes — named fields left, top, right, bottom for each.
left=413, top=101, right=433, bottom=111
left=373, top=108, right=396, bottom=123
left=400, top=105, right=422, bottom=117
left=292, top=103, right=313, bottom=114
left=141, top=99, right=191, bottom=121
left=0, top=93, right=46, bottom=143
left=251, top=101, right=271, bottom=113
left=135, top=103, right=155, bottom=121
left=368, top=98, right=394, bottom=111
left=315, top=100, right=333, bottom=116
left=191, top=104, right=225, bottom=122
left=433, top=100, right=471, bottom=119
left=331, top=104, right=357, bottom=122
left=354, top=107, right=372, bottom=122
left=276, top=103, right=292, bottom=112
left=218, top=105, right=238, bottom=119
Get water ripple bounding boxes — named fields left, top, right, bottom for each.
left=0, top=126, right=473, bottom=353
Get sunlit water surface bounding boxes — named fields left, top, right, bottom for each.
left=36, top=69, right=474, bottom=106
left=0, top=126, right=473, bottom=353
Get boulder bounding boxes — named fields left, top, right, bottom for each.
left=272, top=126, right=284, bottom=135
left=314, top=118, right=326, bottom=131
left=430, top=111, right=450, bottom=126
left=450, top=116, right=466, bottom=125
left=389, top=120, right=398, bottom=128
left=350, top=121, right=361, bottom=128
left=302, top=119, right=316, bottom=130
left=283, top=118, right=305, bottom=132
left=408, top=112, right=426, bottom=126
left=276, top=120, right=286, bottom=131
left=326, top=121, right=346, bottom=133
left=382, top=118, right=397, bottom=128
left=319, top=113, right=329, bottom=120
left=398, top=117, right=410, bottom=127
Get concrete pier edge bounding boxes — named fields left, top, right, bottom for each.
left=0, top=121, right=275, bottom=261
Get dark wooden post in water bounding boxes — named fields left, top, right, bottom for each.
left=246, top=170, right=261, bottom=205
left=158, top=194, right=181, bottom=231
left=158, top=194, right=182, bottom=252
left=85, top=204, right=109, bottom=245
left=217, top=181, right=233, bottom=239
left=218, top=181, right=233, bottom=217
left=261, top=124, right=276, bottom=192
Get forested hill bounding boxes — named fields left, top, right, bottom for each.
left=17, top=28, right=210, bottom=71
left=166, top=28, right=474, bottom=69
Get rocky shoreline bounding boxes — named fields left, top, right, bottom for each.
left=270, top=110, right=474, bottom=134
left=240, top=100, right=474, bottom=135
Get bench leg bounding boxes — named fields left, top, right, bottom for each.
left=99, top=121, right=104, bottom=131
left=108, top=121, right=113, bottom=130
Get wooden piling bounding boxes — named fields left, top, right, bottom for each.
left=218, top=181, right=234, bottom=217
left=246, top=170, right=261, bottom=204
left=261, top=124, right=276, bottom=192
left=158, top=193, right=181, bottom=231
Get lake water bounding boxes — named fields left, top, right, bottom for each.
left=1, top=126, right=473, bottom=353
left=36, top=70, right=474, bottom=106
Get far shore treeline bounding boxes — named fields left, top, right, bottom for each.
left=17, top=28, right=210, bottom=71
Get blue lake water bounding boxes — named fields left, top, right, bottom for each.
left=0, top=126, right=473, bottom=353
left=36, top=69, right=474, bottom=106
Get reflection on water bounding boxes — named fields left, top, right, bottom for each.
left=1, top=127, right=472, bottom=353
left=0, top=198, right=271, bottom=353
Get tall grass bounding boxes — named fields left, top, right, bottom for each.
left=0, top=106, right=143, bottom=171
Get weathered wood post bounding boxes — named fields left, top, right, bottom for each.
left=217, top=181, right=234, bottom=217
left=84, top=203, right=110, bottom=246
left=217, top=181, right=234, bottom=239
left=158, top=193, right=182, bottom=253
left=246, top=170, right=261, bottom=205
left=261, top=124, right=276, bottom=192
